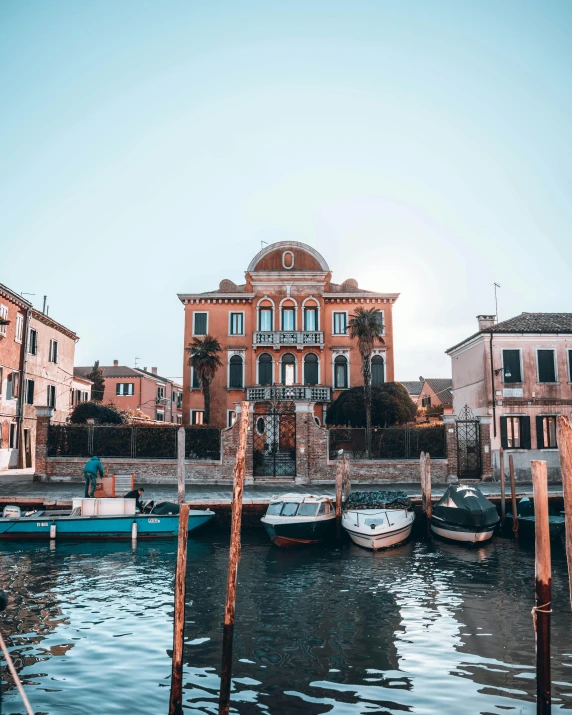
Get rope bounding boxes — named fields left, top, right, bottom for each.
left=0, top=631, right=34, bottom=715
left=512, top=518, right=519, bottom=532
left=531, top=601, right=552, bottom=634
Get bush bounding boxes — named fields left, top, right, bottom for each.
left=326, top=383, right=417, bottom=427
left=70, top=401, right=126, bottom=425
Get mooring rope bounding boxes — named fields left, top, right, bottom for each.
left=0, top=631, right=34, bottom=715
left=531, top=601, right=552, bottom=633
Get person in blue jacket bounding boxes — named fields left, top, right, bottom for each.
left=83, top=456, right=104, bottom=498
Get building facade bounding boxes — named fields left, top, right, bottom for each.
left=447, top=313, right=572, bottom=479
left=178, top=241, right=399, bottom=429
left=74, top=362, right=183, bottom=423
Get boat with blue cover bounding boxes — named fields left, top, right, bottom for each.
left=505, top=497, right=565, bottom=541
left=0, top=498, right=214, bottom=540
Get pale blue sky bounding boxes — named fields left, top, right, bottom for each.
left=1, top=1, right=571, bottom=381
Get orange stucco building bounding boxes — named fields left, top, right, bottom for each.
left=178, top=242, right=399, bottom=429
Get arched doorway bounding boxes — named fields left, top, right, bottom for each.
left=253, top=402, right=296, bottom=477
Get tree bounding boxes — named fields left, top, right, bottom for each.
left=326, top=383, right=417, bottom=428
left=70, top=401, right=126, bottom=424
left=86, top=360, right=106, bottom=402
left=348, top=307, right=385, bottom=457
left=187, top=335, right=223, bottom=424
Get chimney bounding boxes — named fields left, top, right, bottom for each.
left=113, top=359, right=119, bottom=366
left=151, top=367, right=158, bottom=375
left=477, top=314, right=496, bottom=331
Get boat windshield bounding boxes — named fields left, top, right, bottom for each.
left=281, top=503, right=299, bottom=517
left=297, top=503, right=319, bottom=517
left=267, top=502, right=283, bottom=515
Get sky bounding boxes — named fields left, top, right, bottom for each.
left=1, top=0, right=571, bottom=382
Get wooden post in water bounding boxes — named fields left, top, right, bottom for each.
left=169, top=501, right=190, bottom=715
left=557, top=415, right=572, bottom=610
left=509, top=454, right=519, bottom=539
left=343, top=453, right=351, bottom=500
left=425, top=453, right=432, bottom=536
left=177, top=427, right=186, bottom=506
left=499, top=447, right=506, bottom=525
left=218, top=401, right=250, bottom=715
left=335, top=450, right=344, bottom=541
left=420, top=452, right=427, bottom=514
left=531, top=460, right=551, bottom=714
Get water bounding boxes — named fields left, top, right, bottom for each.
left=0, top=529, right=571, bottom=714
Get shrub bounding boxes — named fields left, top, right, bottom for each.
left=326, top=383, right=417, bottom=427
left=70, top=401, right=126, bottom=425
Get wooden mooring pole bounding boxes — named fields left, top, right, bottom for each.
left=420, top=452, right=426, bottom=513
left=557, top=416, right=572, bottom=610
left=177, top=427, right=186, bottom=506
left=509, top=454, right=519, bottom=539
left=531, top=460, right=551, bottom=715
left=168, top=501, right=190, bottom=715
left=343, top=453, right=351, bottom=501
left=218, top=401, right=249, bottom=715
left=425, top=453, right=432, bottom=536
left=335, top=450, right=344, bottom=541
left=499, top=447, right=506, bottom=525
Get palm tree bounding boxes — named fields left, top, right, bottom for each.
left=187, top=335, right=223, bottom=424
left=348, top=307, right=385, bottom=458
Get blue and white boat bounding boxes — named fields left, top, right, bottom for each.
left=0, top=498, right=214, bottom=540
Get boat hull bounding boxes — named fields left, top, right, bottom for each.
left=344, top=522, right=413, bottom=550
left=342, top=509, right=415, bottom=551
left=0, top=511, right=214, bottom=540
left=431, top=523, right=495, bottom=543
left=505, top=513, right=565, bottom=541
left=261, top=515, right=335, bottom=547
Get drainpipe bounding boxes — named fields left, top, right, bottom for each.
left=17, top=307, right=32, bottom=468
left=489, top=331, right=497, bottom=439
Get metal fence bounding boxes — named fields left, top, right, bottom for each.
left=328, top=425, right=447, bottom=460
left=47, top=425, right=221, bottom=461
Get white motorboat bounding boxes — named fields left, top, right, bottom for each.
left=261, top=493, right=336, bottom=547
left=341, top=491, right=415, bottom=551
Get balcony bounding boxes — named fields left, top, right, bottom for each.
left=253, top=331, right=324, bottom=349
left=246, top=385, right=332, bottom=402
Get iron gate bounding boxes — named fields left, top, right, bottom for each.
left=456, top=405, right=481, bottom=479
left=253, top=402, right=296, bottom=477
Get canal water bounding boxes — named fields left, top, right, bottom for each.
left=0, top=529, right=571, bottom=714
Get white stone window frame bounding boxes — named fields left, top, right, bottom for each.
left=190, top=366, right=202, bottom=391
left=332, top=349, right=350, bottom=390
left=0, top=305, right=8, bottom=337
left=501, top=348, right=524, bottom=384
left=49, top=339, right=58, bottom=364
left=227, top=349, right=246, bottom=391
left=227, top=409, right=237, bottom=428
left=279, top=297, right=298, bottom=331
left=302, top=296, right=320, bottom=331
left=370, top=349, right=386, bottom=385
left=536, top=346, right=559, bottom=384
left=228, top=310, right=245, bottom=337
left=282, top=250, right=295, bottom=269
left=302, top=351, right=321, bottom=385
left=332, top=310, right=349, bottom=336
left=14, top=314, right=23, bottom=344
left=256, top=352, right=274, bottom=386
left=256, top=296, right=275, bottom=332
left=190, top=409, right=205, bottom=425
left=192, top=311, right=209, bottom=337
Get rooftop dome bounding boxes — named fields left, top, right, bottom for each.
left=247, top=241, right=329, bottom=273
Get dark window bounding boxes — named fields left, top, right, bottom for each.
left=230, top=313, right=244, bottom=335
left=258, top=353, right=272, bottom=386
left=156, top=411, right=165, bottom=422
left=371, top=355, right=385, bottom=385
left=259, top=309, right=273, bottom=331
left=49, top=339, right=58, bottom=363
left=538, top=350, right=556, bottom=383
left=229, top=355, right=243, bottom=389
left=25, top=379, right=34, bottom=405
left=422, top=396, right=432, bottom=408
left=333, top=312, right=347, bottom=335
left=116, top=383, right=134, bottom=396
left=9, top=423, right=17, bottom=449
left=192, top=368, right=201, bottom=389
left=47, top=384, right=56, bottom=408
left=28, top=329, right=38, bottom=355
left=536, top=415, right=558, bottom=449
left=500, top=416, right=531, bottom=449
left=194, top=313, right=207, bottom=335
left=191, top=410, right=204, bottom=425
left=282, top=308, right=295, bottom=331
left=304, top=353, right=319, bottom=385
left=569, top=350, right=572, bottom=382
left=502, top=350, right=522, bottom=383
left=281, top=353, right=296, bottom=385
left=334, top=355, right=348, bottom=389
left=304, top=308, right=318, bottom=331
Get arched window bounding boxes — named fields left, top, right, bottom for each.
left=258, top=353, right=272, bottom=386
left=304, top=353, right=319, bottom=385
left=334, top=355, right=348, bottom=389
left=281, top=353, right=296, bottom=385
left=229, top=355, right=243, bottom=390
left=371, top=355, right=385, bottom=386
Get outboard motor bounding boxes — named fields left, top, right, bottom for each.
left=2, top=506, right=21, bottom=519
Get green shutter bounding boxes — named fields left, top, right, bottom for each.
left=538, top=350, right=556, bottom=382
left=535, top=416, right=544, bottom=449
left=500, top=417, right=508, bottom=449
left=521, top=417, right=531, bottom=449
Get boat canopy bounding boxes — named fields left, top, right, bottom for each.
left=433, top=485, right=499, bottom=529
left=344, top=491, right=412, bottom=511
left=269, top=493, right=331, bottom=503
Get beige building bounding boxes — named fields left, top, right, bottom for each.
left=447, top=313, right=572, bottom=480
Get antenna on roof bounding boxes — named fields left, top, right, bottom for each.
left=135, top=357, right=141, bottom=368
left=261, top=241, right=268, bottom=249
left=493, top=283, right=501, bottom=323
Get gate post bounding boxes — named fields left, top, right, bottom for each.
left=478, top=415, right=493, bottom=480
left=33, top=406, right=54, bottom=482
left=442, top=414, right=458, bottom=483
left=295, top=403, right=313, bottom=485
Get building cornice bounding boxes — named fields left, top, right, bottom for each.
left=31, top=309, right=78, bottom=341
left=0, top=284, right=33, bottom=311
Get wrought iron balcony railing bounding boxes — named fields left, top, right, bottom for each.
left=253, top=331, right=324, bottom=347
left=246, top=386, right=332, bottom=402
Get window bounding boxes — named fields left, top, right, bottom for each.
left=281, top=308, right=295, bottom=331
left=227, top=410, right=237, bottom=427
left=191, top=368, right=201, bottom=389
left=0, top=366, right=3, bottom=397
left=157, top=386, right=165, bottom=400
left=569, top=350, right=572, bottom=382
left=24, top=379, right=34, bottom=405
left=229, top=355, right=244, bottom=389
left=259, top=308, right=273, bottom=332
left=422, top=396, right=432, bottom=408
left=83, top=391, right=89, bottom=402
left=116, top=383, right=134, bottom=396
left=15, top=315, right=23, bottom=343
left=537, top=416, right=558, bottom=449
left=156, top=411, right=165, bottom=422
left=333, top=312, right=347, bottom=335
left=193, top=312, right=208, bottom=336
left=49, top=339, right=58, bottom=364
left=258, top=353, right=272, bottom=386
left=304, top=353, right=319, bottom=385
left=500, top=416, right=531, bottom=449
left=9, top=423, right=17, bottom=449
left=297, top=503, right=319, bottom=516
left=502, top=350, right=522, bottom=383
left=70, top=388, right=75, bottom=405
left=47, top=384, right=56, bottom=408
left=0, top=305, right=8, bottom=337
left=304, top=307, right=318, bottom=331
left=191, top=410, right=205, bottom=425
left=176, top=393, right=182, bottom=408
left=281, top=353, right=295, bottom=385
left=538, top=349, right=556, bottom=383
left=334, top=355, right=348, bottom=389
left=28, top=328, right=38, bottom=355
left=6, top=372, right=19, bottom=400
left=229, top=313, right=244, bottom=335
left=371, top=355, right=385, bottom=385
